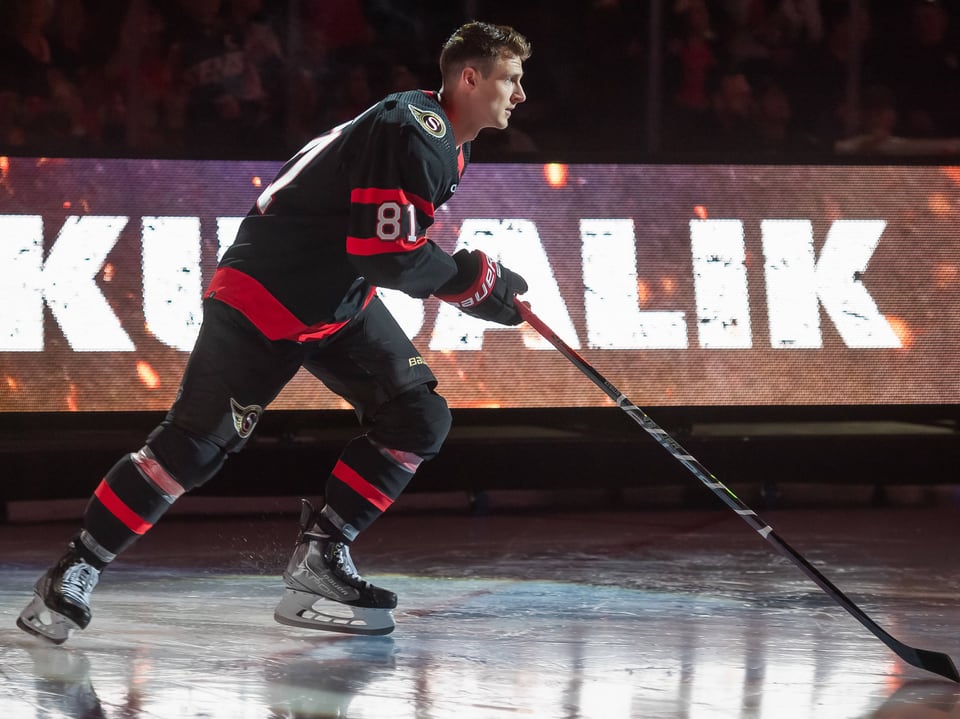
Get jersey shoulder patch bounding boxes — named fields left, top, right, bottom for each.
left=407, top=103, right=446, bottom=138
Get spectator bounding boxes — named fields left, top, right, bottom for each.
left=882, top=0, right=960, bottom=138
left=834, top=83, right=960, bottom=156
left=0, top=0, right=87, bottom=152
left=299, top=0, right=374, bottom=67
left=165, top=0, right=283, bottom=156
left=328, top=62, right=374, bottom=125
left=667, top=0, right=722, bottom=115
left=665, top=61, right=759, bottom=156
left=285, top=21, right=335, bottom=147
left=223, top=0, right=288, bottom=152
left=106, top=0, right=180, bottom=153
left=704, top=64, right=760, bottom=153
left=753, top=74, right=818, bottom=156
left=792, top=2, right=883, bottom=149
left=662, top=0, right=723, bottom=153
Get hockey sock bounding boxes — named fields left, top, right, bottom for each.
left=319, top=436, right=422, bottom=542
left=81, top=446, right=186, bottom=560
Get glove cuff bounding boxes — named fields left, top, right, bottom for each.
left=435, top=250, right=500, bottom=310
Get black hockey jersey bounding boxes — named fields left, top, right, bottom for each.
left=205, top=90, right=468, bottom=342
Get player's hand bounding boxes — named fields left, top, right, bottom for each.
left=435, top=249, right=528, bottom=325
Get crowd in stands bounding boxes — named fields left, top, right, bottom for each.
left=0, top=0, right=958, bottom=162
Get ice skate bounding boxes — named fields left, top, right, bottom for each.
left=274, top=500, right=397, bottom=636
left=18, top=542, right=101, bottom=645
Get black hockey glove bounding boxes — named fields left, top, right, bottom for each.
left=435, top=249, right=528, bottom=326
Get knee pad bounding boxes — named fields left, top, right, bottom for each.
left=145, top=421, right=226, bottom=491
left=367, top=384, right=452, bottom=460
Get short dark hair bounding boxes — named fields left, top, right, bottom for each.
left=440, top=22, right=531, bottom=81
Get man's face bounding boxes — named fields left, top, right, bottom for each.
left=469, top=53, right=526, bottom=131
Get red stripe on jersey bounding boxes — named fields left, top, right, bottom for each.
left=94, top=480, right=152, bottom=535
left=351, top=187, right=435, bottom=219
left=331, top=460, right=393, bottom=511
left=457, top=147, right=465, bottom=177
left=346, top=234, right=427, bottom=256
left=205, top=267, right=371, bottom=342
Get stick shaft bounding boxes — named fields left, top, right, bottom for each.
left=517, top=302, right=958, bottom=681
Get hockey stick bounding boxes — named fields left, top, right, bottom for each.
left=516, top=301, right=960, bottom=682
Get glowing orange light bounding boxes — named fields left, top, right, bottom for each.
left=661, top=277, right=677, bottom=294
left=934, top=263, right=959, bottom=288
left=543, top=163, right=568, bottom=188
left=252, top=176, right=262, bottom=187
left=5, top=376, right=18, bottom=391
left=102, top=263, right=115, bottom=282
left=637, top=279, right=651, bottom=306
left=928, top=193, right=952, bottom=216
left=62, top=201, right=72, bottom=209
left=0, top=156, right=9, bottom=176
left=694, top=205, right=708, bottom=219
left=886, top=316, right=915, bottom=349
left=136, top=361, right=160, bottom=389
left=66, top=384, right=79, bottom=412
left=943, top=166, right=960, bottom=186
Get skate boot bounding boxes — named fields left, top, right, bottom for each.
left=274, top=499, right=397, bottom=636
left=18, top=541, right=101, bottom=645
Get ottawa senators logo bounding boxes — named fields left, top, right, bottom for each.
left=408, top=104, right=446, bottom=138
left=230, top=398, right=262, bottom=439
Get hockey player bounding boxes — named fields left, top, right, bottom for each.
left=19, top=21, right=531, bottom=643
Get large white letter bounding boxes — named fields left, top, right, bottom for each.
left=690, top=219, right=752, bottom=348
left=142, top=216, right=203, bottom=351
left=0, top=215, right=45, bottom=350
left=378, top=288, right=424, bottom=339
left=762, top=219, right=900, bottom=348
left=430, top=219, right=578, bottom=351
left=582, top=218, right=687, bottom=349
left=217, top=216, right=243, bottom=262
left=762, top=220, right=821, bottom=348
left=43, top=216, right=133, bottom=351
left=818, top=220, right=900, bottom=348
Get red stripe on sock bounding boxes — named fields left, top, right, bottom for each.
left=331, top=460, right=393, bottom=511
left=93, top=480, right=153, bottom=535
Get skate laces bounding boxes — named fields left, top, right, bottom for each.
left=58, top=561, right=99, bottom=605
left=327, top=543, right=366, bottom=587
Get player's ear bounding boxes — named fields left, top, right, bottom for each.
left=461, top=66, right=478, bottom=89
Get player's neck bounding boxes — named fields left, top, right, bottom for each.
left=437, top=90, right=476, bottom=148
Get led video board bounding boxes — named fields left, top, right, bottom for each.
left=1, top=157, right=957, bottom=411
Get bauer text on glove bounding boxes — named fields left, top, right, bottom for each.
left=434, top=249, right=528, bottom=325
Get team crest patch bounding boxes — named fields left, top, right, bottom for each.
left=408, top=104, right=446, bottom=138
left=230, top=398, right=262, bottom=439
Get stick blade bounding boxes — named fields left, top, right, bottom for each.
left=911, top=648, right=960, bottom=683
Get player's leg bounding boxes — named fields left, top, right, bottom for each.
left=19, top=301, right=304, bottom=643
left=274, top=296, right=451, bottom=635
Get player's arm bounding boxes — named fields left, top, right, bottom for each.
left=345, top=123, right=459, bottom=298
left=346, top=121, right=527, bottom=325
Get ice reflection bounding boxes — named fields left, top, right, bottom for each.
left=3, top=504, right=959, bottom=719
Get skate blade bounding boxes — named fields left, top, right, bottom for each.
left=274, top=589, right=395, bottom=636
left=17, top=594, right=80, bottom=645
